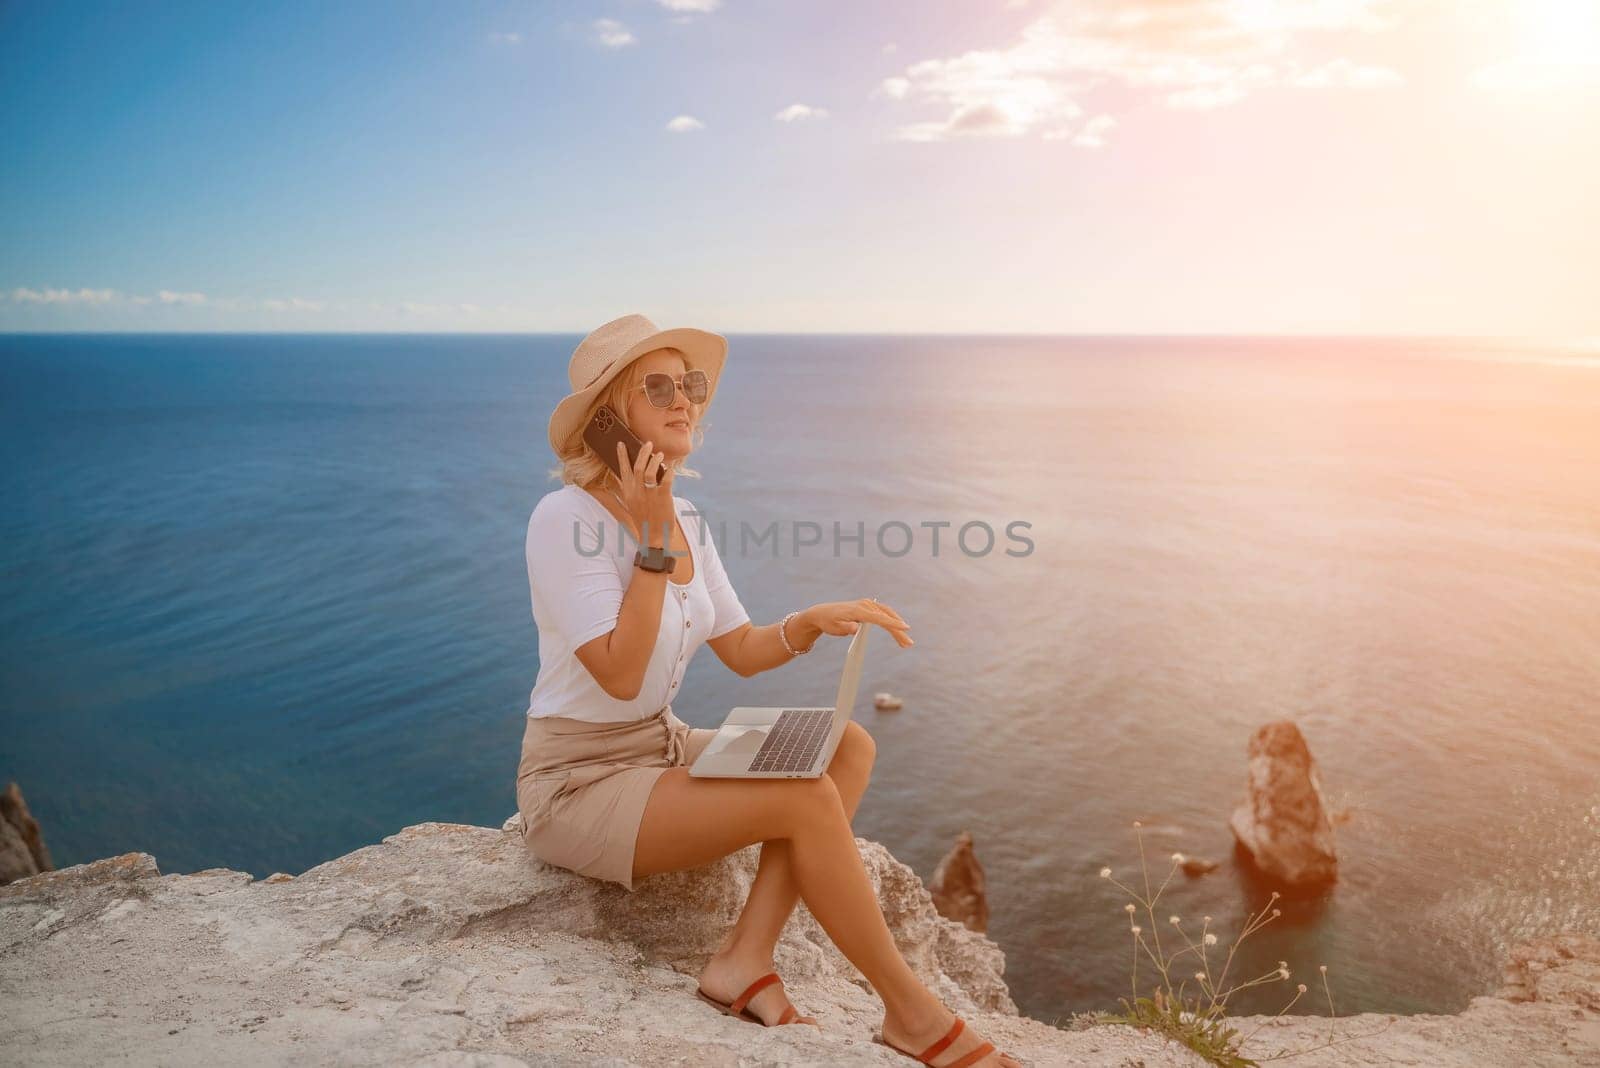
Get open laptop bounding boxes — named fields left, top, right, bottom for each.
left=688, top=622, right=870, bottom=779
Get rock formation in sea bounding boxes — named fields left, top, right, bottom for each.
left=927, top=830, right=990, bottom=934
left=1229, top=720, right=1339, bottom=890
left=0, top=781, right=54, bottom=886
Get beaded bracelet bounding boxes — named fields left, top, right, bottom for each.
left=779, top=610, right=811, bottom=656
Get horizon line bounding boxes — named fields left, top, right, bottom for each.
left=1, top=330, right=1593, bottom=344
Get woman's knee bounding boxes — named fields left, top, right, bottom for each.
left=782, top=773, right=848, bottom=835
left=838, top=720, right=877, bottom=768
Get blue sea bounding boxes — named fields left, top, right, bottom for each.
left=2, top=332, right=1597, bottom=1023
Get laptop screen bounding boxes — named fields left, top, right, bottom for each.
left=833, top=623, right=869, bottom=719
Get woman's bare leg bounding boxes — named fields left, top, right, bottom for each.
left=632, top=744, right=1020, bottom=1066
left=724, top=722, right=877, bottom=955
left=697, top=722, right=876, bottom=1024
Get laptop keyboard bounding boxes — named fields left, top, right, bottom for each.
left=750, top=709, right=833, bottom=774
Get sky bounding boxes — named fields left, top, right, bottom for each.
left=1, top=0, right=1597, bottom=336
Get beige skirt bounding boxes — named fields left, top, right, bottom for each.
left=515, top=704, right=719, bottom=891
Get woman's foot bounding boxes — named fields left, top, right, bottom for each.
left=880, top=1002, right=1021, bottom=1067
left=696, top=949, right=820, bottom=1028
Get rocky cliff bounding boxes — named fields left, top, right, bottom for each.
left=2, top=819, right=1595, bottom=1066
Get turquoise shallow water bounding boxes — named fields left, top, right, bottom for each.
left=2, top=332, right=1597, bottom=1021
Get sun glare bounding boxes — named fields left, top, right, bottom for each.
left=1515, top=0, right=1600, bottom=68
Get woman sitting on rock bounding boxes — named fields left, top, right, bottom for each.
left=516, top=313, right=1020, bottom=1068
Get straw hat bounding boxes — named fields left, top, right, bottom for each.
left=547, top=313, right=728, bottom=456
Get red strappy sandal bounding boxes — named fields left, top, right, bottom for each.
left=873, top=1014, right=1008, bottom=1067
left=694, top=971, right=818, bottom=1027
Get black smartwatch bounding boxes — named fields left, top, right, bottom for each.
left=634, top=545, right=677, bottom=574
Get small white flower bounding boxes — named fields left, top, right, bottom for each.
left=1099, top=866, right=1111, bottom=878
left=1125, top=903, right=1136, bottom=913
left=1319, top=964, right=1328, bottom=974
left=1194, top=971, right=1206, bottom=982
left=1133, top=820, right=1143, bottom=829
left=1131, top=925, right=1142, bottom=935
left=1203, top=915, right=1212, bottom=924
left=1278, top=967, right=1290, bottom=979
left=1169, top=915, right=1180, bottom=926
left=1204, top=933, right=1218, bottom=946
left=1171, top=852, right=1185, bottom=863
left=1297, top=983, right=1307, bottom=994
left=1271, top=908, right=1281, bottom=917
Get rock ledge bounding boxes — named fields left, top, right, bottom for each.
left=1, top=820, right=1595, bottom=1066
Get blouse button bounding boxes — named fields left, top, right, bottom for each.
left=684, top=620, right=691, bottom=628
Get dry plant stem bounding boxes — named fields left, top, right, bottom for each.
left=1105, top=822, right=1399, bottom=1066
left=1105, top=867, right=1184, bottom=995
left=1322, top=968, right=1336, bottom=1044
left=1206, top=894, right=1281, bottom=1014
left=1135, top=825, right=1166, bottom=965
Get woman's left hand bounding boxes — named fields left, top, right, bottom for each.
left=800, top=598, right=914, bottom=649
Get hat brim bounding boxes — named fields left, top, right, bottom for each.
left=547, top=326, right=728, bottom=457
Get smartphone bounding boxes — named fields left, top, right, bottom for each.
left=582, top=405, right=666, bottom=483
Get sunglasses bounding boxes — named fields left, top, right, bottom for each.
left=638, top=369, right=710, bottom=408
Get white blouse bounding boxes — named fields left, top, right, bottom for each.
left=523, top=483, right=751, bottom=722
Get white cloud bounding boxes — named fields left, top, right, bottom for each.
left=665, top=114, right=705, bottom=132
left=879, top=33, right=1087, bottom=141
left=488, top=31, right=521, bottom=45
left=774, top=103, right=829, bottom=122
left=593, top=19, right=635, bottom=49
left=656, top=0, right=720, bottom=13
left=1166, top=84, right=1248, bottom=109
left=879, top=0, right=1408, bottom=142
left=0, top=291, right=509, bottom=326
left=398, top=301, right=484, bottom=316
left=1214, top=0, right=1395, bottom=34
left=1070, top=113, right=1117, bottom=147
left=4, top=287, right=343, bottom=313
left=1293, top=56, right=1403, bottom=88
left=7, top=286, right=119, bottom=305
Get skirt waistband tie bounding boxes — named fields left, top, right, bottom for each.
left=659, top=704, right=687, bottom=765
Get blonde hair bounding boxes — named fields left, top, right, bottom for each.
left=547, top=347, right=708, bottom=489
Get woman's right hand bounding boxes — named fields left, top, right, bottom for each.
left=613, top=440, right=675, bottom=548
left=804, top=598, right=914, bottom=648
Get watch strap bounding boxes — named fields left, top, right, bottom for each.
left=634, top=546, right=677, bottom=573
